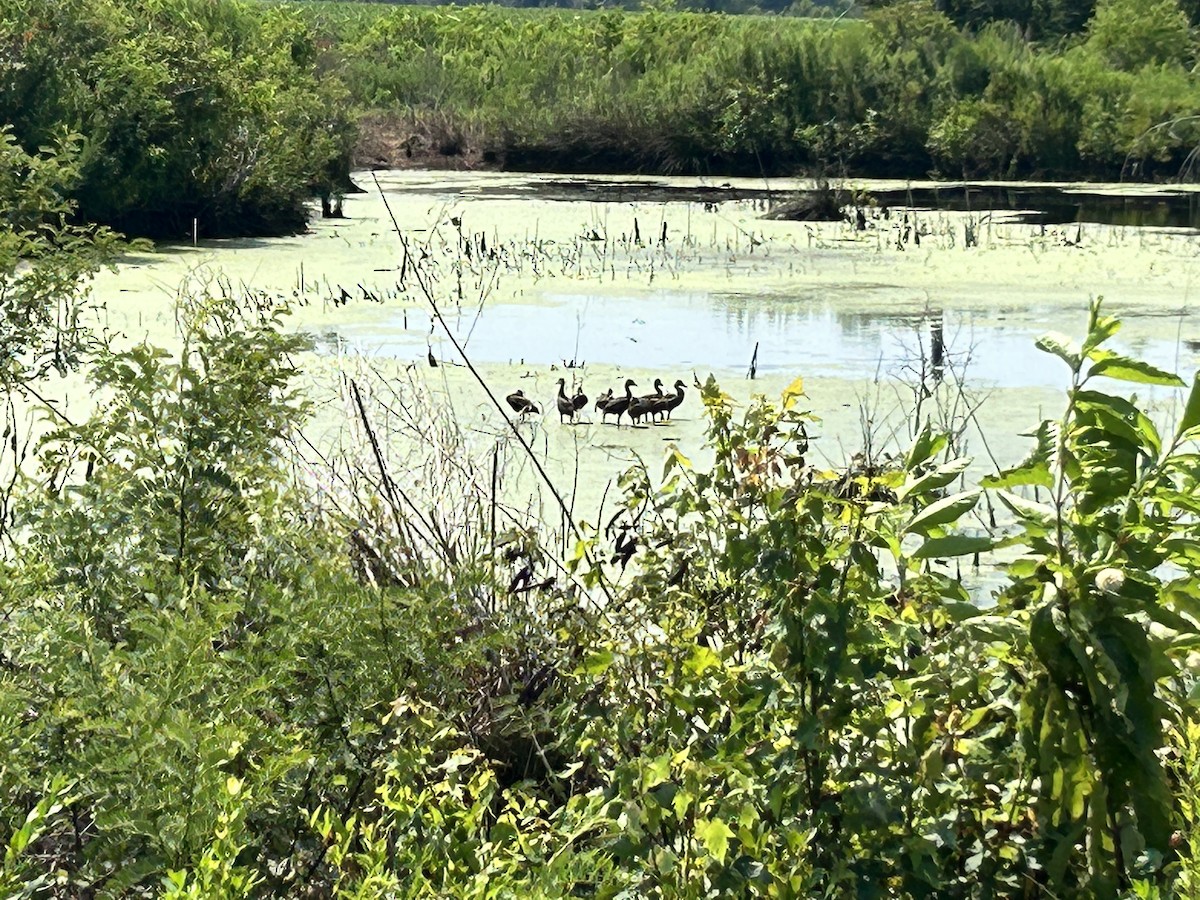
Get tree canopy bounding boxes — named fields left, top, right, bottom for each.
left=0, top=0, right=354, bottom=238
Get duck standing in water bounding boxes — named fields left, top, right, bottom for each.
left=644, top=378, right=668, bottom=423
left=628, top=393, right=654, bottom=426
left=556, top=378, right=580, bottom=424
left=506, top=389, right=540, bottom=417
left=594, top=388, right=614, bottom=422
left=602, top=379, right=638, bottom=426
left=572, top=384, right=588, bottom=415
left=629, top=379, right=664, bottom=426
left=662, top=379, right=687, bottom=420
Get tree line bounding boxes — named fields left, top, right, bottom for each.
left=329, top=0, right=1200, bottom=181
left=4, top=0, right=1200, bottom=235
left=0, top=0, right=354, bottom=238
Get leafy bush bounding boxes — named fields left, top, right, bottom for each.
left=0, top=0, right=354, bottom=237
left=1, top=249, right=1199, bottom=897
left=318, top=1, right=1200, bottom=180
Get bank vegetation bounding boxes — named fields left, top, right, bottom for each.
left=4, top=127, right=1200, bottom=898
left=6, top=0, right=1200, bottom=238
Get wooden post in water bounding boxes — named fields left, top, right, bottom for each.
left=747, top=341, right=759, bottom=380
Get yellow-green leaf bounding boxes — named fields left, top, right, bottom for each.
left=781, top=376, right=805, bottom=410
left=696, top=817, right=734, bottom=863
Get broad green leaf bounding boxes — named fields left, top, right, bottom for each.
left=996, top=490, right=1057, bottom=527
left=684, top=645, right=721, bottom=675
left=1035, top=331, right=1083, bottom=370
left=1030, top=604, right=1084, bottom=693
left=1136, top=599, right=1196, bottom=637
left=911, top=534, right=994, bottom=559
left=781, top=375, right=805, bottom=409
left=906, top=421, right=947, bottom=470
left=642, top=753, right=672, bottom=790
left=1082, top=305, right=1121, bottom=354
left=580, top=649, right=615, bottom=675
left=966, top=615, right=1024, bottom=645
left=1164, top=578, right=1200, bottom=623
left=696, top=817, right=734, bottom=863
left=903, top=490, right=980, bottom=535
left=898, top=456, right=971, bottom=501
left=1163, top=538, right=1200, bottom=570
left=1177, top=371, right=1200, bottom=438
left=1088, top=355, right=1183, bottom=387
left=663, top=445, right=692, bottom=478
left=673, top=788, right=694, bottom=819
left=440, top=752, right=476, bottom=773
left=984, top=421, right=1055, bottom=489
left=1075, top=390, right=1162, bottom=457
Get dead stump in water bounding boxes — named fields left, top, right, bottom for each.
left=763, top=182, right=854, bottom=222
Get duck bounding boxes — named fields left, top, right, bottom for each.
left=628, top=393, right=656, bottom=426
left=639, top=378, right=667, bottom=423
left=661, top=379, right=687, bottom=420
left=506, top=389, right=540, bottom=417
left=556, top=378, right=578, bottom=424
left=572, top=385, right=588, bottom=413
left=594, top=388, right=614, bottom=421
left=602, top=379, right=638, bottom=425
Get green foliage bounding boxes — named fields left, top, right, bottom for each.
left=161, top=776, right=262, bottom=899
left=0, top=778, right=76, bottom=898
left=1086, top=0, right=1193, bottom=71
left=1167, top=719, right=1200, bottom=897
left=0, top=0, right=354, bottom=238
left=0, top=124, right=128, bottom=541
left=2, top=265, right=1200, bottom=895
left=318, top=1, right=1200, bottom=180
left=0, top=128, right=124, bottom=392
left=928, top=96, right=1017, bottom=176
left=30, top=292, right=312, bottom=637
left=985, top=298, right=1200, bottom=891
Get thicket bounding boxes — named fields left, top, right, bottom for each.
left=0, top=0, right=354, bottom=238
left=5, top=142, right=1200, bottom=897
left=320, top=0, right=1200, bottom=179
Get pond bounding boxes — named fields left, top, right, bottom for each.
left=85, top=170, right=1200, bottom=580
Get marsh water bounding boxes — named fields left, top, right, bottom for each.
left=396, top=174, right=1200, bottom=230
left=84, top=170, right=1200, bottom=589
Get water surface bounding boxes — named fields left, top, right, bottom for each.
left=326, top=287, right=1199, bottom=392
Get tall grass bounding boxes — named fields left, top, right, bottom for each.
left=305, top=1, right=1200, bottom=180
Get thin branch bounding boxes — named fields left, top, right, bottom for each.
left=371, top=173, right=616, bottom=612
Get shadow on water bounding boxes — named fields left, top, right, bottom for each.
left=379, top=175, right=1200, bottom=230
left=869, top=185, right=1200, bottom=230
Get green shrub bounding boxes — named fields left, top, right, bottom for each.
left=0, top=0, right=354, bottom=237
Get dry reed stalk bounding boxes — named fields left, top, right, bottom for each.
left=371, top=173, right=618, bottom=614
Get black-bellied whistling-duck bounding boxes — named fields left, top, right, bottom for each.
left=639, top=378, right=666, bottom=422
left=662, top=380, right=686, bottom=420
left=506, top=389, right=540, bottom=416
left=602, top=379, right=638, bottom=425
left=595, top=389, right=614, bottom=422
left=556, top=378, right=578, bottom=424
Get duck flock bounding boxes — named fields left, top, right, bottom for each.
left=505, top=377, right=687, bottom=426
